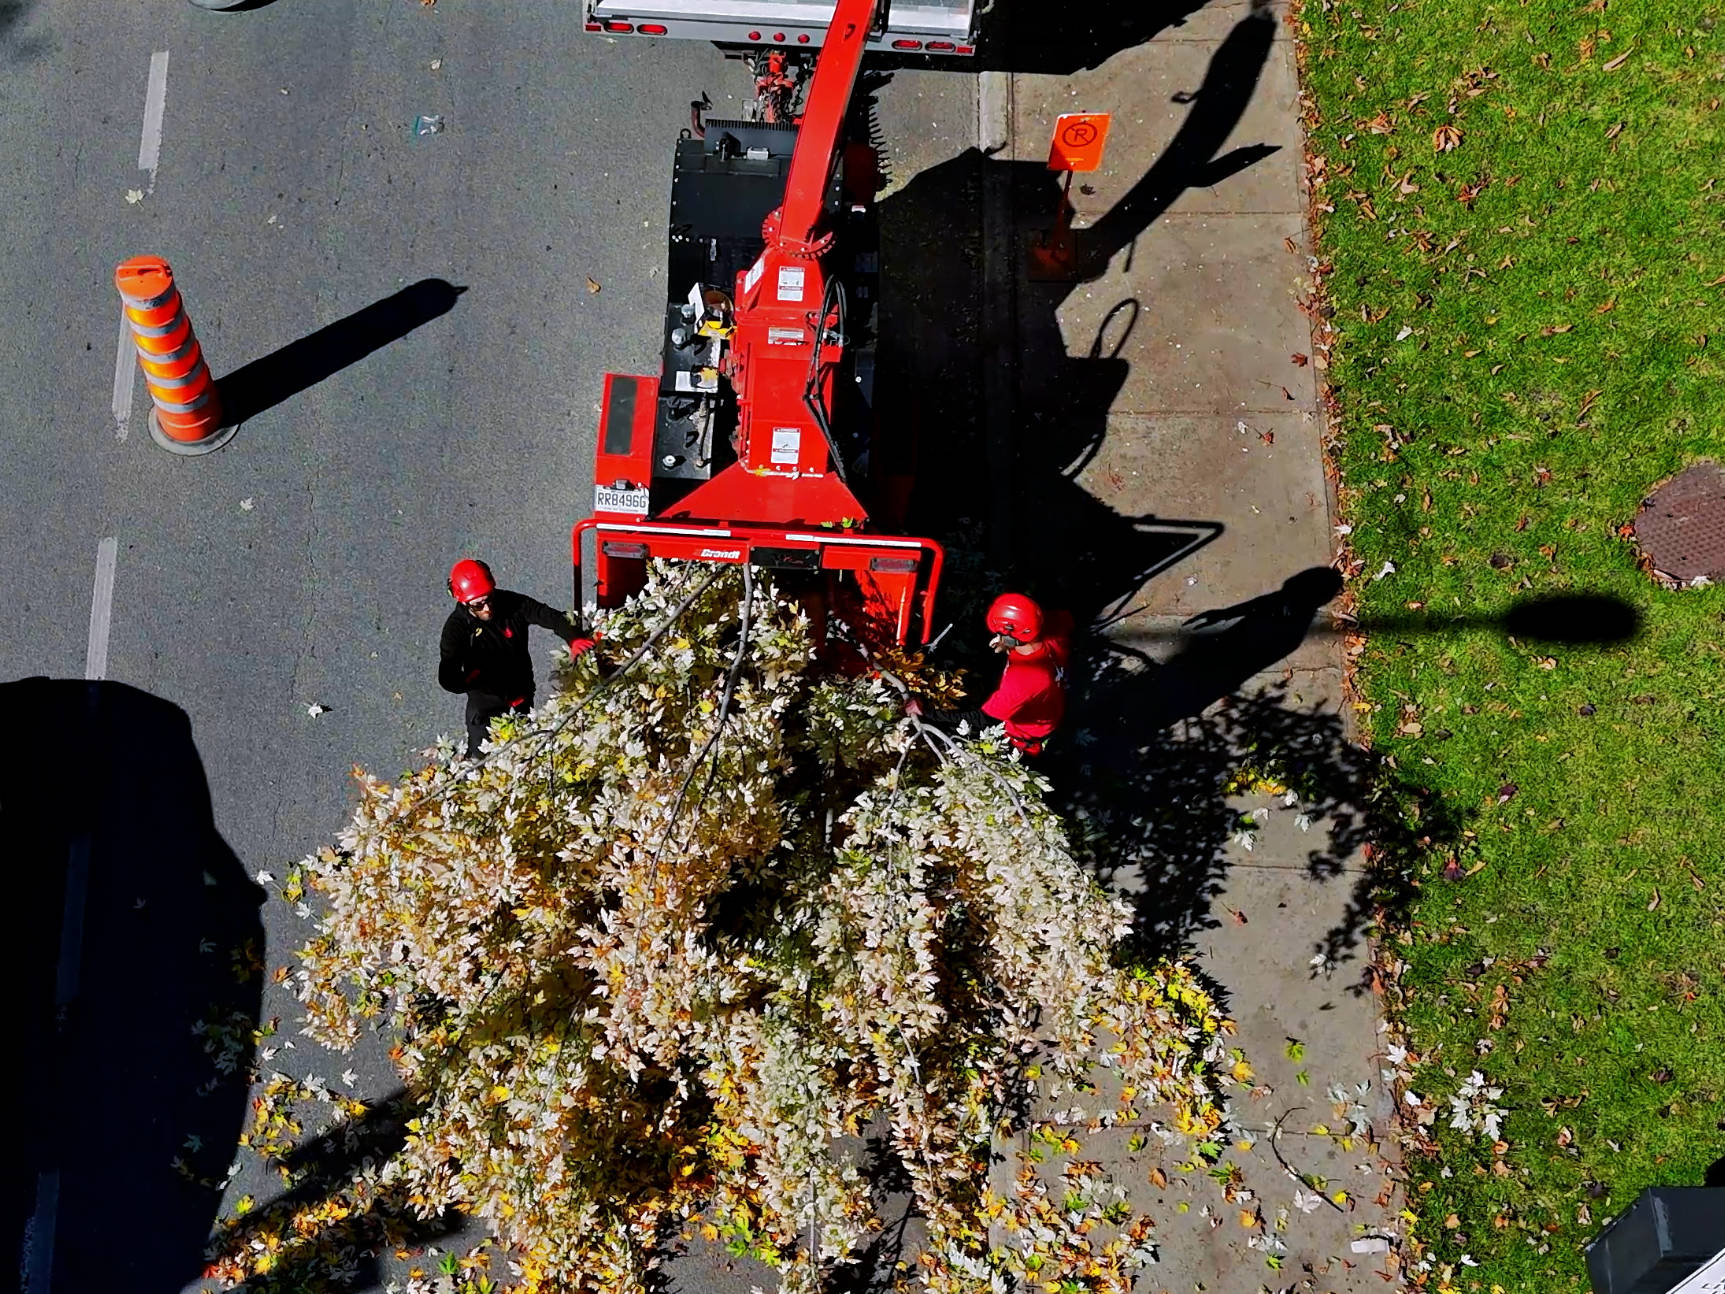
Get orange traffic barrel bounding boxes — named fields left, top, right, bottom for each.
left=116, top=256, right=236, bottom=455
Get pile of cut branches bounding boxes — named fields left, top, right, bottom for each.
left=277, top=564, right=1237, bottom=1294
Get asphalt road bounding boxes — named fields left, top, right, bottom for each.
left=0, top=1, right=978, bottom=1289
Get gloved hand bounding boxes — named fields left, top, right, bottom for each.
left=568, top=637, right=597, bottom=658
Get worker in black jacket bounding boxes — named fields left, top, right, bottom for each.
left=439, top=558, right=594, bottom=756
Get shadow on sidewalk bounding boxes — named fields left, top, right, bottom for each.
left=3, top=678, right=263, bottom=1292
left=876, top=5, right=1277, bottom=664
left=979, top=0, right=1223, bottom=75
left=217, top=278, right=466, bottom=426
left=1045, top=583, right=1643, bottom=974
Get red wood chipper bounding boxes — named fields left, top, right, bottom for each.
left=571, top=0, right=945, bottom=647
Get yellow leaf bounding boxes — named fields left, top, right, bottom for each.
left=1239, top=1209, right=1258, bottom=1229
left=700, top=1223, right=719, bottom=1241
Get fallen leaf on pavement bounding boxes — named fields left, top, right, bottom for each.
left=1291, top=352, right=1309, bottom=366
left=587, top=276, right=602, bottom=294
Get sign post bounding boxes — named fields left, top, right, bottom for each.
left=1030, top=112, right=1112, bottom=281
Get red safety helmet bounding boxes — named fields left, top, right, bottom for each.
left=986, top=592, right=1044, bottom=644
left=448, top=558, right=495, bottom=604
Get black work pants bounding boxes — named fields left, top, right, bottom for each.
left=465, top=693, right=532, bottom=757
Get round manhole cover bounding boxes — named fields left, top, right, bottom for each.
left=1631, top=461, right=1725, bottom=586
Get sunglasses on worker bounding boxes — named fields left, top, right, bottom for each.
left=464, top=595, right=491, bottom=611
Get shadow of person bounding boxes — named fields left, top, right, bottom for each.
left=1131, top=565, right=1343, bottom=726
left=4, top=678, right=263, bottom=1292
left=217, top=278, right=466, bottom=426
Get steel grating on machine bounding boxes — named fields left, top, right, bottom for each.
left=1631, top=460, right=1725, bottom=586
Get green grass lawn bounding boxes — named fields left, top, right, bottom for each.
left=1295, top=0, right=1725, bottom=1287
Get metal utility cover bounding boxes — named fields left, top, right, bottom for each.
left=1632, top=461, right=1725, bottom=585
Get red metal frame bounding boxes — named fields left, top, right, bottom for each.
left=572, top=0, right=945, bottom=645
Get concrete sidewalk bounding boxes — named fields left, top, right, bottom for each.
left=982, top=2, right=1403, bottom=1288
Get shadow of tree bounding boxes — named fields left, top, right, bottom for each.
left=209, top=1088, right=469, bottom=1292
left=1045, top=584, right=1643, bottom=980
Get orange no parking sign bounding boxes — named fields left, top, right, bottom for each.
left=1047, top=112, right=1112, bottom=173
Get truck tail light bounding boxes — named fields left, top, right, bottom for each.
left=585, top=20, right=602, bottom=30
left=604, top=20, right=633, bottom=32
left=926, top=40, right=954, bottom=50
left=797, top=33, right=810, bottom=42
left=955, top=44, right=976, bottom=55
left=637, top=22, right=667, bottom=33
left=747, top=29, right=761, bottom=39
left=772, top=31, right=786, bottom=40
left=891, top=38, right=922, bottom=50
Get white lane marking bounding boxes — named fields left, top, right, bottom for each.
left=112, top=305, right=135, bottom=439
left=23, top=1169, right=58, bottom=1294
left=56, top=837, right=92, bottom=1007
left=138, top=50, right=169, bottom=179
left=86, top=536, right=118, bottom=681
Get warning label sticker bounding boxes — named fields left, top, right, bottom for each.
left=743, top=258, right=765, bottom=293
left=771, top=427, right=801, bottom=465
left=768, top=327, right=806, bottom=346
left=776, top=266, right=806, bottom=303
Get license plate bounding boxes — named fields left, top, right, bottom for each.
left=594, top=485, right=650, bottom=514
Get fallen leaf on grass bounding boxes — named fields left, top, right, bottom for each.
left=1496, top=782, right=1519, bottom=805
left=1603, top=49, right=1633, bottom=71
left=1432, top=124, right=1464, bottom=153
left=1605, top=122, right=1624, bottom=140
left=1647, top=888, right=1662, bottom=912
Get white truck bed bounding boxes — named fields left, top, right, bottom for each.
left=585, top=0, right=980, bottom=54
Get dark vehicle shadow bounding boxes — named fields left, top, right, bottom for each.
left=980, top=0, right=1223, bottom=75
left=218, top=278, right=466, bottom=426
left=3, top=678, right=263, bottom=1292
left=875, top=3, right=1276, bottom=661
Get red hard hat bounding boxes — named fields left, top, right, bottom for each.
left=986, top=592, right=1043, bottom=643
left=448, top=558, right=495, bottom=603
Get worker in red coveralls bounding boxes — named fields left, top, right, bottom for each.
left=909, top=593, right=1073, bottom=756
left=438, top=558, right=596, bottom=757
